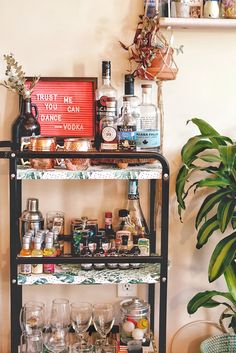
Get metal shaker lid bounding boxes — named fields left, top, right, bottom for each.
left=120, top=298, right=150, bottom=316
left=27, top=198, right=39, bottom=212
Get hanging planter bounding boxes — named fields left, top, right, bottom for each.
left=119, top=13, right=178, bottom=82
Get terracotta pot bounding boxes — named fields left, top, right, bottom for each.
left=145, top=47, right=178, bottom=81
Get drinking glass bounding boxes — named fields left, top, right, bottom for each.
left=44, top=298, right=70, bottom=353
left=93, top=304, right=114, bottom=341
left=70, top=302, right=92, bottom=344
left=72, top=343, right=94, bottom=353
left=20, top=330, right=43, bottom=353
left=20, top=302, right=45, bottom=334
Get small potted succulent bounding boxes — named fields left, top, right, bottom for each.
left=176, top=118, right=236, bottom=338
left=119, top=12, right=178, bottom=81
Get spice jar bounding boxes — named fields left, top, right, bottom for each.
left=220, top=0, right=236, bottom=18
left=120, top=298, right=150, bottom=346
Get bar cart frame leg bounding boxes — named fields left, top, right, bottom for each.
left=9, top=153, right=22, bottom=352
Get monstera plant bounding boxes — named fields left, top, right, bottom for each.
left=176, top=118, right=236, bottom=333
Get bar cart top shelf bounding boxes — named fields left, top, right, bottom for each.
left=17, top=162, right=162, bottom=180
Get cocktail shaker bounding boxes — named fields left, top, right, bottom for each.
left=20, top=198, right=44, bottom=241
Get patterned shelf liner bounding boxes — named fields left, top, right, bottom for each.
left=18, top=263, right=161, bottom=285
left=17, top=163, right=162, bottom=180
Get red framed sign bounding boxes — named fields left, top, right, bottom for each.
left=27, top=77, right=97, bottom=138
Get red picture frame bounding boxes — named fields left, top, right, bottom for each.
left=27, top=77, right=97, bottom=139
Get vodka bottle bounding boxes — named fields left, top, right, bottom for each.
left=136, top=84, right=160, bottom=152
left=127, top=179, right=149, bottom=237
left=117, top=97, right=136, bottom=151
left=95, top=61, right=117, bottom=149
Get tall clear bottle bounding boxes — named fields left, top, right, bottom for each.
left=136, top=84, right=160, bottom=152
left=127, top=179, right=149, bottom=237
left=95, top=61, right=117, bottom=149
left=99, top=97, right=117, bottom=151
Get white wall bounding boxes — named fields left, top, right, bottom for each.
left=0, top=0, right=236, bottom=352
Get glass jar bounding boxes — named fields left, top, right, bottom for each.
left=220, top=0, right=236, bottom=18
left=120, top=298, right=150, bottom=346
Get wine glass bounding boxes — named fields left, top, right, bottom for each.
left=93, top=304, right=114, bottom=343
left=44, top=298, right=70, bottom=353
left=70, top=302, right=92, bottom=344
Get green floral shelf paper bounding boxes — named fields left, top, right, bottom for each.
left=17, top=263, right=161, bottom=285
left=17, top=163, right=162, bottom=180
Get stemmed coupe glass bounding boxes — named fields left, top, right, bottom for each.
left=93, top=303, right=115, bottom=344
left=70, top=302, right=93, bottom=345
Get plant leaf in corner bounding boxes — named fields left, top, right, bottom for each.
left=196, top=215, right=219, bottom=248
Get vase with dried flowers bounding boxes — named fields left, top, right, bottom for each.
left=0, top=53, right=40, bottom=150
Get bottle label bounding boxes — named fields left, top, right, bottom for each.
left=19, top=264, right=32, bottom=275
left=117, top=126, right=136, bottom=150
left=43, top=264, right=55, bottom=274
left=136, top=130, right=160, bottom=148
left=32, top=264, right=43, bottom=274
left=96, top=96, right=117, bottom=121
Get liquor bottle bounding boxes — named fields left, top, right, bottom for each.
left=95, top=61, right=117, bottom=149
left=129, top=235, right=141, bottom=269
left=31, top=237, right=43, bottom=274
left=118, top=209, right=135, bottom=237
left=43, top=240, right=56, bottom=274
left=93, top=236, right=106, bottom=270
left=19, top=236, right=32, bottom=275
left=122, top=74, right=140, bottom=121
left=80, top=236, right=93, bottom=271
left=100, top=98, right=117, bottom=151
left=117, top=97, right=136, bottom=151
left=11, top=96, right=40, bottom=151
left=104, top=211, right=113, bottom=236
left=136, top=84, right=160, bottom=152
left=127, top=179, right=149, bottom=237
left=107, top=238, right=118, bottom=270
left=118, top=235, right=130, bottom=270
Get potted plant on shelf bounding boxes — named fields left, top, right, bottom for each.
left=119, top=12, right=179, bottom=81
left=175, top=118, right=236, bottom=338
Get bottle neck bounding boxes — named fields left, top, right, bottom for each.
left=122, top=101, right=132, bottom=118
left=22, top=98, right=32, bottom=115
left=125, top=81, right=134, bottom=96
left=142, top=90, right=152, bottom=104
left=102, top=76, right=111, bottom=86
left=128, top=180, right=140, bottom=200
left=22, top=243, right=30, bottom=250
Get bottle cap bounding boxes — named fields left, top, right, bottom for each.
left=102, top=61, right=111, bottom=76
left=121, top=235, right=129, bottom=245
left=105, top=211, right=112, bottom=218
left=119, top=209, right=129, bottom=217
left=27, top=198, right=39, bottom=212
left=141, top=84, right=152, bottom=88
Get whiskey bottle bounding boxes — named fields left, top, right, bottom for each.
left=123, top=74, right=140, bottom=121
left=127, top=179, right=149, bottom=236
left=95, top=61, right=117, bottom=149
left=136, top=84, right=160, bottom=152
left=12, top=96, right=40, bottom=151
left=117, top=97, right=136, bottom=151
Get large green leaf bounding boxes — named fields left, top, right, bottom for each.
left=187, top=290, right=234, bottom=314
left=189, top=118, right=233, bottom=146
left=231, top=212, right=236, bottom=229
left=195, top=189, right=231, bottom=229
left=217, top=198, right=236, bottom=232
left=181, top=136, right=213, bottom=165
left=176, top=165, right=189, bottom=211
left=197, top=177, right=232, bottom=188
left=199, top=154, right=221, bottom=163
left=209, top=233, right=236, bottom=282
left=197, top=215, right=219, bottom=248
left=224, top=262, right=236, bottom=303
left=219, top=144, right=236, bottom=173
